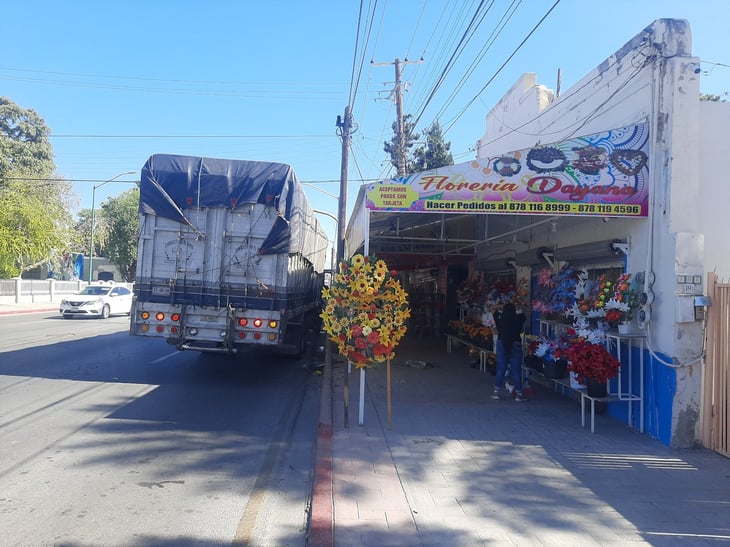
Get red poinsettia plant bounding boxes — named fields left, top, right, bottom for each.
left=566, top=338, right=621, bottom=384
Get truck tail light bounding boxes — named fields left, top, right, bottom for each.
left=141, top=311, right=150, bottom=320
left=156, top=312, right=165, bottom=321
left=268, top=320, right=278, bottom=329
left=171, top=313, right=180, bottom=322
left=238, top=318, right=248, bottom=327
left=253, top=318, right=263, bottom=328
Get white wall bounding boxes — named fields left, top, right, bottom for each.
left=699, top=101, right=730, bottom=280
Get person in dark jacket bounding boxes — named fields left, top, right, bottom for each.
left=492, top=302, right=527, bottom=401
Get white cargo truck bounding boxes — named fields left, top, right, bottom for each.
left=130, top=154, right=328, bottom=355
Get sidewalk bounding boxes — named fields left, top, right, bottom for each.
left=321, top=336, right=730, bottom=546
left=0, top=300, right=60, bottom=315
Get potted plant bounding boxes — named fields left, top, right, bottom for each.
left=566, top=338, right=621, bottom=397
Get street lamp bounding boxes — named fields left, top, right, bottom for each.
left=88, top=171, right=135, bottom=283
left=313, top=209, right=338, bottom=263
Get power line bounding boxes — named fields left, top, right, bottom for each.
left=50, top=134, right=333, bottom=139
left=442, top=0, right=562, bottom=135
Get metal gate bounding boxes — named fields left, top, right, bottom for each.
left=701, top=273, right=730, bottom=457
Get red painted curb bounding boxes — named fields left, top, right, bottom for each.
left=309, top=343, right=334, bottom=547
left=0, top=308, right=57, bottom=316
left=309, top=422, right=334, bottom=546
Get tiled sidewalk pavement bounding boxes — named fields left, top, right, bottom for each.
left=327, top=337, right=730, bottom=547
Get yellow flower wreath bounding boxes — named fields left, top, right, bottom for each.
left=320, top=254, right=410, bottom=368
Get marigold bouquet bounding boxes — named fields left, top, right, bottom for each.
left=320, top=254, right=410, bottom=368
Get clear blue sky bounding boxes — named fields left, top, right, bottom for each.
left=4, top=1, right=729, bottom=240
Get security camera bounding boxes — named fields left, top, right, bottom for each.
left=610, top=241, right=629, bottom=255
left=694, top=66, right=701, bottom=74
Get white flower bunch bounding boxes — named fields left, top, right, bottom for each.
left=604, top=297, right=631, bottom=312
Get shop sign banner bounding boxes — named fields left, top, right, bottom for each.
left=366, top=123, right=649, bottom=217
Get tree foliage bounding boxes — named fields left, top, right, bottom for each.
left=101, top=188, right=139, bottom=281
left=383, top=114, right=420, bottom=175
left=74, top=208, right=110, bottom=259
left=411, top=121, right=453, bottom=172
left=384, top=115, right=453, bottom=176
left=0, top=97, right=76, bottom=277
left=700, top=92, right=728, bottom=102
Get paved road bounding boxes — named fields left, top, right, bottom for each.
left=0, top=312, right=321, bottom=546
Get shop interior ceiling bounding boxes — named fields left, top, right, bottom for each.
left=365, top=211, right=625, bottom=272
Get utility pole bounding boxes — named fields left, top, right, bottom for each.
left=372, top=57, right=423, bottom=176
left=334, top=106, right=354, bottom=429
left=335, top=106, right=353, bottom=264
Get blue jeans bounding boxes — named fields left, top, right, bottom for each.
left=495, top=339, right=523, bottom=392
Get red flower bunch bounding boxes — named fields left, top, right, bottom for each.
left=566, top=339, right=621, bottom=384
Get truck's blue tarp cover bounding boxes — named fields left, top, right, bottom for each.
left=139, top=154, right=327, bottom=270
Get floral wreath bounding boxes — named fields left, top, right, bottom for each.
left=492, top=156, right=521, bottom=177
left=320, top=254, right=410, bottom=368
left=526, top=146, right=568, bottom=173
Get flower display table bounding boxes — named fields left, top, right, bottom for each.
left=551, top=332, right=645, bottom=433
left=446, top=334, right=495, bottom=373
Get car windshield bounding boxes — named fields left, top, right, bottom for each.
left=79, top=286, right=111, bottom=296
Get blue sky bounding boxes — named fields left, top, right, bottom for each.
left=4, top=1, right=729, bottom=240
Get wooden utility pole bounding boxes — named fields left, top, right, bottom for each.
left=336, top=105, right=353, bottom=428
left=372, top=57, right=423, bottom=176
left=336, top=105, right=352, bottom=264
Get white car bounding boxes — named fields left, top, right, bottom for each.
left=60, top=283, right=133, bottom=319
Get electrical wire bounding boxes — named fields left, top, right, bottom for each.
left=349, top=0, right=379, bottom=108
left=411, top=0, right=493, bottom=130
left=430, top=0, right=522, bottom=124
left=442, top=0, right=562, bottom=136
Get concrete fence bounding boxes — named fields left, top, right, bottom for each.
left=0, top=279, right=132, bottom=304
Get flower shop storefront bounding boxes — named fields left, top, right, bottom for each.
left=344, top=124, right=659, bottom=437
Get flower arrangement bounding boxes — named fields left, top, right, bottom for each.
left=532, top=265, right=579, bottom=316
left=531, top=267, right=555, bottom=314
left=528, top=328, right=576, bottom=362
left=320, top=254, right=410, bottom=368
left=484, top=277, right=529, bottom=310
left=456, top=274, right=488, bottom=312
left=566, top=338, right=621, bottom=384
left=447, top=317, right=493, bottom=349
left=603, top=273, right=639, bottom=323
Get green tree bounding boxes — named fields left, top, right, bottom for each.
left=101, top=188, right=139, bottom=281
left=383, top=114, right=420, bottom=176
left=411, top=121, right=453, bottom=172
left=0, top=97, right=75, bottom=277
left=700, top=92, right=728, bottom=102
left=74, top=208, right=110, bottom=259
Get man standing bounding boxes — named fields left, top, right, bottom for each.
left=492, top=303, right=527, bottom=402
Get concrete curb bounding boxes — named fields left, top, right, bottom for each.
left=0, top=307, right=58, bottom=316
left=309, top=345, right=334, bottom=546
